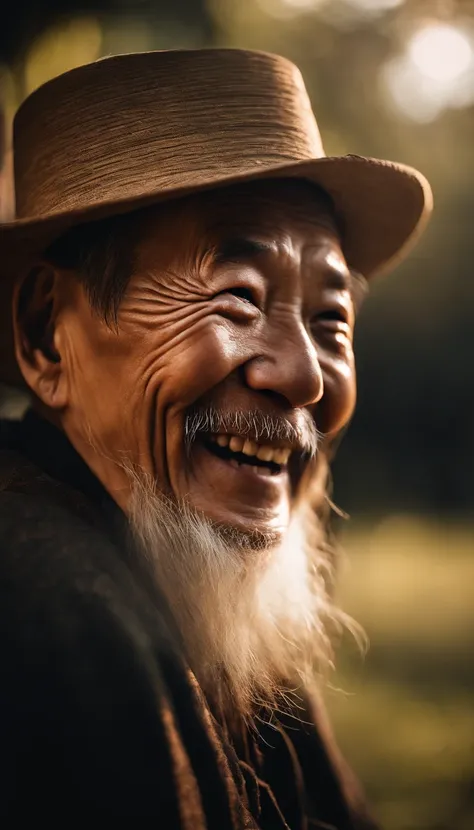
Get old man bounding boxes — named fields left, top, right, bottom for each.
left=0, top=50, right=431, bottom=826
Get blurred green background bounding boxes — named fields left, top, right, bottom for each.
left=1, top=2, right=473, bottom=828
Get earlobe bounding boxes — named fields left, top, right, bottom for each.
left=13, top=264, right=68, bottom=409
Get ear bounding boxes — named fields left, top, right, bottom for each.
left=13, top=263, right=68, bottom=409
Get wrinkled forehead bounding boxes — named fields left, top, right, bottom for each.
left=137, top=178, right=339, bottom=250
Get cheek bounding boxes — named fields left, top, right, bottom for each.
left=318, top=350, right=357, bottom=436
left=61, top=322, right=142, bottom=444
left=132, top=313, right=252, bottom=410
left=128, top=314, right=255, bottom=482
left=58, top=295, right=166, bottom=460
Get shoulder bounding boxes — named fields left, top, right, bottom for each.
left=0, top=446, right=186, bottom=713
left=0, top=447, right=177, bottom=663
left=0, top=452, right=215, bottom=818
left=0, top=447, right=128, bottom=611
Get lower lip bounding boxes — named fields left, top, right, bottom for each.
left=194, top=441, right=288, bottom=493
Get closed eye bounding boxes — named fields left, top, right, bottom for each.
left=227, top=287, right=256, bottom=303
left=211, top=286, right=261, bottom=322
left=315, top=309, right=348, bottom=323
left=216, top=286, right=259, bottom=307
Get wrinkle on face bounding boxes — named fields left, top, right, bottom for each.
left=55, top=179, right=362, bottom=529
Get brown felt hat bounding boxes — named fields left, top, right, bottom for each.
left=0, top=48, right=433, bottom=386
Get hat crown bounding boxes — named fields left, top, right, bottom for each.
left=13, top=49, right=325, bottom=220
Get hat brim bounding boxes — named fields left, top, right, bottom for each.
left=0, top=153, right=432, bottom=386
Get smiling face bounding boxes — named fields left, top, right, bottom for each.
left=23, top=180, right=361, bottom=542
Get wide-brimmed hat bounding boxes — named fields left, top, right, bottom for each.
left=0, top=48, right=432, bottom=386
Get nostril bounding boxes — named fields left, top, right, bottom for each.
left=243, top=350, right=323, bottom=409
left=239, top=361, right=290, bottom=406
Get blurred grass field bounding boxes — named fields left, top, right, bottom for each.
left=326, top=517, right=474, bottom=830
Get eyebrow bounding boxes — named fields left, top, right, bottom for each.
left=213, top=237, right=274, bottom=262
left=211, top=235, right=369, bottom=300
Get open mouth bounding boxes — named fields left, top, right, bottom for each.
left=203, top=433, right=292, bottom=477
left=178, top=408, right=316, bottom=532
left=178, top=422, right=310, bottom=533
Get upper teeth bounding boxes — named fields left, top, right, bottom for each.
left=214, top=434, right=291, bottom=465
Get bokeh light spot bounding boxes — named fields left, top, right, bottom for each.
left=345, top=0, right=405, bottom=11
left=408, top=23, right=473, bottom=83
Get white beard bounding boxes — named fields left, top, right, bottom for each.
left=126, top=469, right=353, bottom=719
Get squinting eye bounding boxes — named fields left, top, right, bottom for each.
left=218, top=287, right=258, bottom=306
left=314, top=309, right=348, bottom=324
left=212, top=286, right=261, bottom=322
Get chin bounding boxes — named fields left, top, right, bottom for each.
left=207, top=514, right=287, bottom=553
left=179, top=491, right=291, bottom=551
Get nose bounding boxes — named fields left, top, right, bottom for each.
left=243, top=322, right=324, bottom=409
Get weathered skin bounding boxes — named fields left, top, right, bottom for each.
left=16, top=180, right=359, bottom=539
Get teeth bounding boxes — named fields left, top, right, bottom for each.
left=212, top=433, right=291, bottom=466
left=229, top=436, right=244, bottom=453
left=273, top=448, right=291, bottom=465
left=255, top=446, right=273, bottom=462
left=242, top=439, right=258, bottom=456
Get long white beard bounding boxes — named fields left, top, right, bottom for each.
left=126, top=469, right=349, bottom=718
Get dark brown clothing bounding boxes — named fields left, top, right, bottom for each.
left=0, top=412, right=378, bottom=828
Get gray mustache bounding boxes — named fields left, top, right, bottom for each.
left=184, top=407, right=321, bottom=458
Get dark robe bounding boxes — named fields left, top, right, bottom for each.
left=0, top=411, right=379, bottom=828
